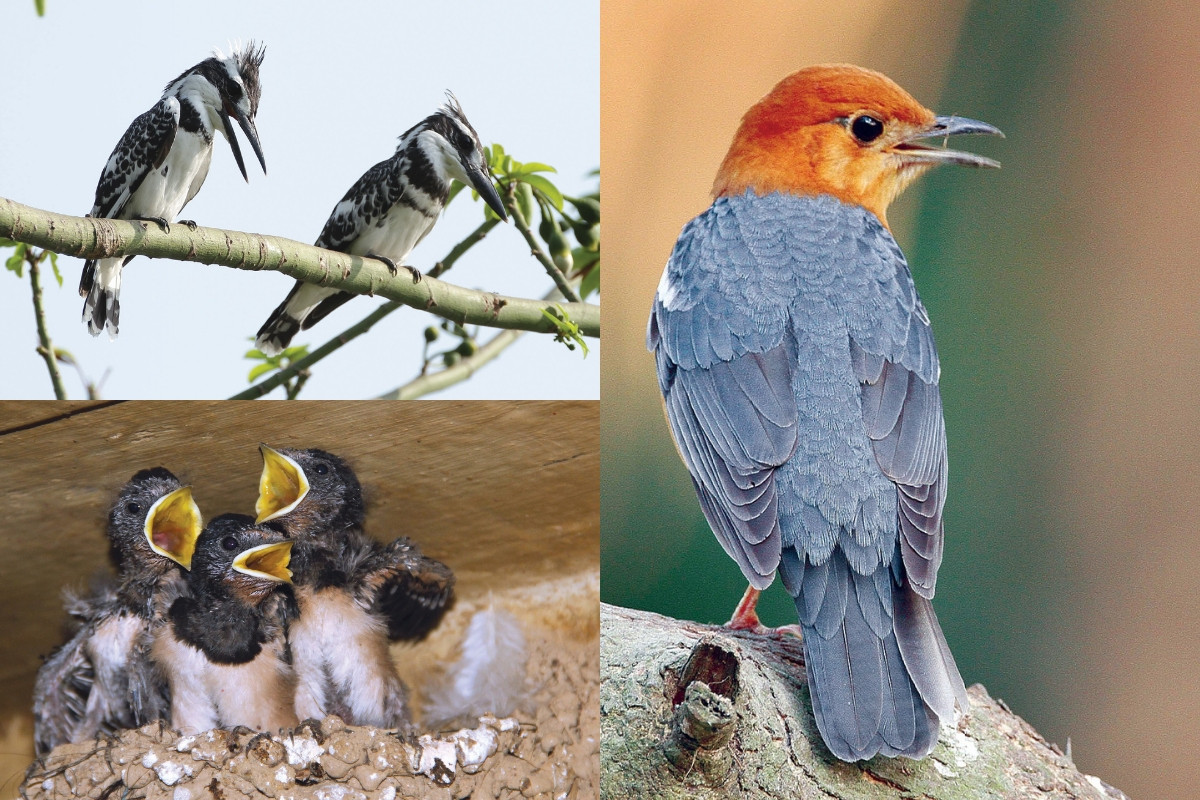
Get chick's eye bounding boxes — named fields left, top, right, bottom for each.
left=313, top=463, right=329, bottom=476
left=850, top=114, right=884, bottom=143
left=125, top=501, right=142, bottom=514
left=221, top=536, right=239, bottom=551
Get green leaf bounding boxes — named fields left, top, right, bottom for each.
left=35, top=0, right=46, bottom=15
left=540, top=305, right=589, bottom=356
left=47, top=250, right=62, bottom=287
left=245, top=348, right=268, bottom=360
left=6, top=244, right=27, bottom=277
left=0, top=237, right=17, bottom=248
left=248, top=362, right=276, bottom=381
left=521, top=174, right=563, bottom=211
left=517, top=162, right=557, bottom=175
left=446, top=181, right=466, bottom=206
left=579, top=258, right=601, bottom=300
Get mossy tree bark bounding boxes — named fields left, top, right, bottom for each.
left=601, top=603, right=1128, bottom=800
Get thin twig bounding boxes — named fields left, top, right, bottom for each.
left=382, top=329, right=525, bottom=400
left=28, top=249, right=66, bottom=399
left=504, top=190, right=582, bottom=303
left=380, top=285, right=575, bottom=400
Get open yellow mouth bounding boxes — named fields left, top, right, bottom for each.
left=255, top=445, right=309, bottom=523
left=232, top=540, right=293, bottom=583
left=143, top=486, right=203, bottom=570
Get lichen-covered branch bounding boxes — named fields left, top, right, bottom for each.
left=601, top=603, right=1128, bottom=800
left=0, top=196, right=598, bottom=338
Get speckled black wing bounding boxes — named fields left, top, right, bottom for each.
left=89, top=98, right=179, bottom=220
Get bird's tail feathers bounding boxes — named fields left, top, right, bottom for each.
left=81, top=258, right=122, bottom=338
left=893, top=582, right=968, bottom=724
left=793, top=547, right=938, bottom=760
left=254, top=299, right=301, bottom=357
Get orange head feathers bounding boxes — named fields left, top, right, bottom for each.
left=713, top=64, right=1001, bottom=226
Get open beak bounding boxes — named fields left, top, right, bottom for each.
left=221, top=104, right=267, bottom=182
left=893, top=115, right=1003, bottom=169
left=232, top=540, right=293, bottom=584
left=256, top=444, right=308, bottom=523
left=144, top=486, right=202, bottom=570
left=468, top=163, right=508, bottom=221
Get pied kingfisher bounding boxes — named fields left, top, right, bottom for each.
left=80, top=42, right=267, bottom=338
left=253, top=94, right=506, bottom=356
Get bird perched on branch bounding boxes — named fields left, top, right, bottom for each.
left=648, top=64, right=1001, bottom=761
left=79, top=42, right=266, bottom=338
left=255, top=445, right=454, bottom=727
left=253, top=94, right=507, bottom=356
left=153, top=514, right=298, bottom=734
left=33, top=469, right=202, bottom=755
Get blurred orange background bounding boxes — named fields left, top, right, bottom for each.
left=600, top=2, right=1200, bottom=797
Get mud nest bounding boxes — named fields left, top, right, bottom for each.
left=22, top=639, right=598, bottom=800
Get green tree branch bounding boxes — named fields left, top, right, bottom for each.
left=0, top=196, right=599, bottom=338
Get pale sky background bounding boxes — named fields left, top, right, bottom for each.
left=0, top=1, right=598, bottom=399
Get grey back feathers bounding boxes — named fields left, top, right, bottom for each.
left=650, top=191, right=966, bottom=761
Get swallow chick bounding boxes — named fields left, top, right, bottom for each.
left=257, top=445, right=454, bottom=638
left=33, top=468, right=202, bottom=755
left=255, top=445, right=453, bottom=727
left=153, top=514, right=298, bottom=735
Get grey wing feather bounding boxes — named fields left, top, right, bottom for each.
left=32, top=622, right=95, bottom=757
left=652, top=319, right=797, bottom=585
left=850, top=310, right=948, bottom=598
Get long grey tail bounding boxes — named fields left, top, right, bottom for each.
left=783, top=546, right=964, bottom=761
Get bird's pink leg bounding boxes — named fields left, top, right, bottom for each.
left=725, top=585, right=802, bottom=639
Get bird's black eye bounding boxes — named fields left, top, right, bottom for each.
left=850, top=114, right=884, bottom=143
left=313, top=463, right=329, bottom=476
left=221, top=536, right=239, bottom=551
left=125, top=501, right=142, bottom=514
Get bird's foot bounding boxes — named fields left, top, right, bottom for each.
left=406, top=265, right=422, bottom=284
left=134, top=215, right=170, bottom=234
left=724, top=586, right=803, bottom=640
left=179, top=219, right=198, bottom=231
left=368, top=252, right=400, bottom=277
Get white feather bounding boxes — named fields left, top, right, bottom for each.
left=423, top=606, right=530, bottom=728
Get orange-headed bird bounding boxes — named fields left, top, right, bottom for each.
left=648, top=64, right=1001, bottom=761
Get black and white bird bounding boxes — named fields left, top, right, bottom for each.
left=153, top=514, right=298, bottom=735
left=253, top=95, right=506, bottom=356
left=32, top=469, right=202, bottom=755
left=255, top=445, right=454, bottom=728
left=79, top=43, right=267, bottom=338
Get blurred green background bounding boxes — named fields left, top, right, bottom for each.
left=601, top=2, right=1200, bottom=797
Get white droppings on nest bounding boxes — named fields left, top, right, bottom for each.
left=284, top=733, right=325, bottom=765
left=174, top=735, right=195, bottom=752
left=172, top=787, right=191, bottom=800
left=450, top=725, right=498, bottom=772
left=141, top=751, right=158, bottom=768
left=153, top=760, right=191, bottom=786
left=275, top=766, right=289, bottom=783
left=416, top=736, right=457, bottom=784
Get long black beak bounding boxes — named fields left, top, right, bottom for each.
left=467, top=164, right=508, bottom=221
left=221, top=106, right=267, bottom=182
left=894, top=115, right=1003, bottom=169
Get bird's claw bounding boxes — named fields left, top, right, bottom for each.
left=134, top=215, right=170, bottom=234
left=180, top=219, right=198, bottom=231
left=368, top=253, right=400, bottom=277
left=407, top=265, right=422, bottom=284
